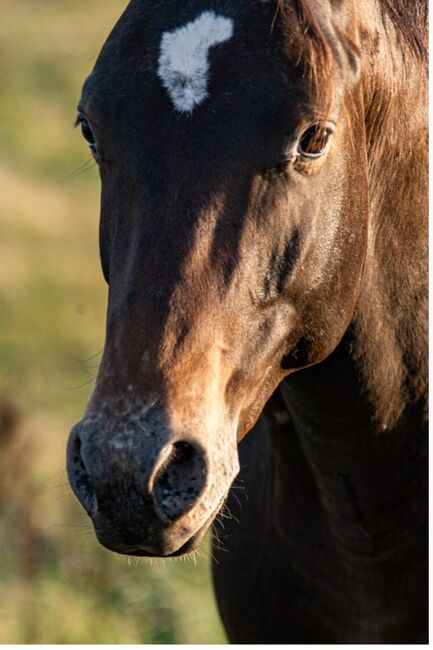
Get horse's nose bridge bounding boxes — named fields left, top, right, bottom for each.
left=101, top=273, right=172, bottom=371
left=100, top=253, right=235, bottom=394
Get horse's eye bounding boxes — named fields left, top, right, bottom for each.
left=77, top=114, right=97, bottom=153
left=297, top=123, right=333, bottom=159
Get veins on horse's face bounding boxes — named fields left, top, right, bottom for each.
left=68, top=0, right=368, bottom=557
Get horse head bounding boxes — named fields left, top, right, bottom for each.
left=67, top=0, right=368, bottom=557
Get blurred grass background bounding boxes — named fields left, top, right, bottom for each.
left=0, top=0, right=226, bottom=642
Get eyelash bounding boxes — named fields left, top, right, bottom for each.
left=75, top=113, right=97, bottom=155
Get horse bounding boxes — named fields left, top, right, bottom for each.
left=67, top=0, right=428, bottom=642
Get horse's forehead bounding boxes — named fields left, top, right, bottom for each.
left=85, top=3, right=302, bottom=129
left=92, top=2, right=286, bottom=86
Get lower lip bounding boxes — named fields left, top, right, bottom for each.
left=115, top=498, right=225, bottom=558
left=124, top=533, right=202, bottom=558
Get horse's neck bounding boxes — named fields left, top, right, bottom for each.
left=267, top=340, right=427, bottom=562
left=352, top=0, right=428, bottom=430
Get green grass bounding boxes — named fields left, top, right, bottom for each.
left=0, top=1, right=226, bottom=642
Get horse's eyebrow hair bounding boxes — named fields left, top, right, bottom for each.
left=157, top=10, right=234, bottom=115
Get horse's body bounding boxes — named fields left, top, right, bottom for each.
left=67, top=0, right=427, bottom=643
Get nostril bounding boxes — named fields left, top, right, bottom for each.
left=66, top=426, right=97, bottom=517
left=152, top=440, right=207, bottom=522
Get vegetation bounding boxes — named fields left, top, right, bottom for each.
left=0, top=0, right=226, bottom=642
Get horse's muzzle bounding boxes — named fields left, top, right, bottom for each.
left=66, top=420, right=217, bottom=556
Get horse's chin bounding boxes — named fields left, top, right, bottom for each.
left=114, top=529, right=206, bottom=558
left=95, top=500, right=222, bottom=558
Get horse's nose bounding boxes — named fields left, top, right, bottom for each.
left=66, top=424, right=208, bottom=524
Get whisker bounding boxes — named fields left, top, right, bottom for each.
left=230, top=491, right=243, bottom=510
left=62, top=377, right=95, bottom=390
left=58, top=158, right=95, bottom=183
left=78, top=347, right=104, bottom=363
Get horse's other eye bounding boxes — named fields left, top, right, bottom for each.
left=76, top=114, right=97, bottom=153
left=297, top=123, right=334, bottom=159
